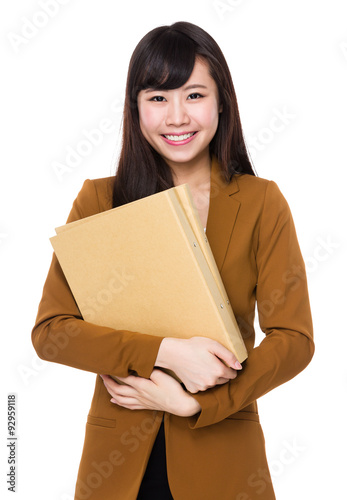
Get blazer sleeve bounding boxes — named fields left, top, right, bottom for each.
left=31, top=179, right=164, bottom=378
left=188, top=180, right=315, bottom=428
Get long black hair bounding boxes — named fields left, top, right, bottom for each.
left=112, top=21, right=255, bottom=208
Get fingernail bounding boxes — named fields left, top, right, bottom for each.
left=235, top=361, right=242, bottom=370
left=110, top=398, right=116, bottom=404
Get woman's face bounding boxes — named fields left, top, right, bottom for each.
left=137, top=58, right=222, bottom=170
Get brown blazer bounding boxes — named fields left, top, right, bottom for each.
left=32, top=156, right=314, bottom=499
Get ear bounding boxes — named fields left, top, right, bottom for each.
left=219, top=103, right=223, bottom=113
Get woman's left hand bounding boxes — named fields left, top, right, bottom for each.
left=100, top=370, right=202, bottom=417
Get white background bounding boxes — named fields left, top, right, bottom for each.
left=1, top=0, right=346, bottom=498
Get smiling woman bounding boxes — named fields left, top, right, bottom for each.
left=112, top=21, right=255, bottom=210
left=31, top=20, right=314, bottom=500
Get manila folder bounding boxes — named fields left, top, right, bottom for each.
left=50, top=184, right=248, bottom=363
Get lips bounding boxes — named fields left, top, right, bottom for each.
left=161, top=131, right=198, bottom=146
left=163, top=132, right=196, bottom=141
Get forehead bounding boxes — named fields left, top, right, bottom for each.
left=186, top=58, right=215, bottom=85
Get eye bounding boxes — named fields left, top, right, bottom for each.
left=149, top=95, right=166, bottom=102
left=188, top=93, right=203, bottom=100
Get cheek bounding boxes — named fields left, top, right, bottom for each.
left=138, top=105, right=159, bottom=134
left=198, top=102, right=220, bottom=129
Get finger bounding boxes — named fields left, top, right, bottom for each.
left=112, top=374, right=143, bottom=388
left=110, top=394, right=139, bottom=406
left=215, top=375, right=236, bottom=386
left=112, top=385, right=139, bottom=399
left=100, top=373, right=141, bottom=388
left=210, top=342, right=243, bottom=370
left=100, top=374, right=127, bottom=389
left=110, top=395, right=147, bottom=410
left=100, top=374, right=120, bottom=390
left=100, top=376, right=138, bottom=398
left=111, top=401, right=147, bottom=410
left=185, top=385, right=199, bottom=394
left=218, top=367, right=238, bottom=380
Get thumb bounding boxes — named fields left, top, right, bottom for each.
left=210, top=342, right=243, bottom=370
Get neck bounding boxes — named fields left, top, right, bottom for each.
left=170, top=152, right=212, bottom=190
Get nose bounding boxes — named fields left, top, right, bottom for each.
left=165, top=97, right=190, bottom=127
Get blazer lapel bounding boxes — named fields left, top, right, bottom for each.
left=206, top=156, right=240, bottom=272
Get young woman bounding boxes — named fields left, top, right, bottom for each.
left=32, top=21, right=314, bottom=500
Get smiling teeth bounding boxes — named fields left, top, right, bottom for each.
left=164, top=132, right=195, bottom=141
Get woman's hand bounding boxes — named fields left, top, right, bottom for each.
left=100, top=370, right=202, bottom=417
left=154, top=336, right=243, bottom=393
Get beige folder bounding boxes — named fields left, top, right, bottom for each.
left=50, top=184, right=248, bottom=363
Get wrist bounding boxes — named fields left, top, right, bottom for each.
left=155, top=337, right=179, bottom=370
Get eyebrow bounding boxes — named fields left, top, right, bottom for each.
left=144, top=84, right=208, bottom=94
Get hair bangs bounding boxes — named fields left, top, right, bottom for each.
left=138, top=30, right=197, bottom=91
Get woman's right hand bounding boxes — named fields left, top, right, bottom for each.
left=154, top=336, right=243, bottom=393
